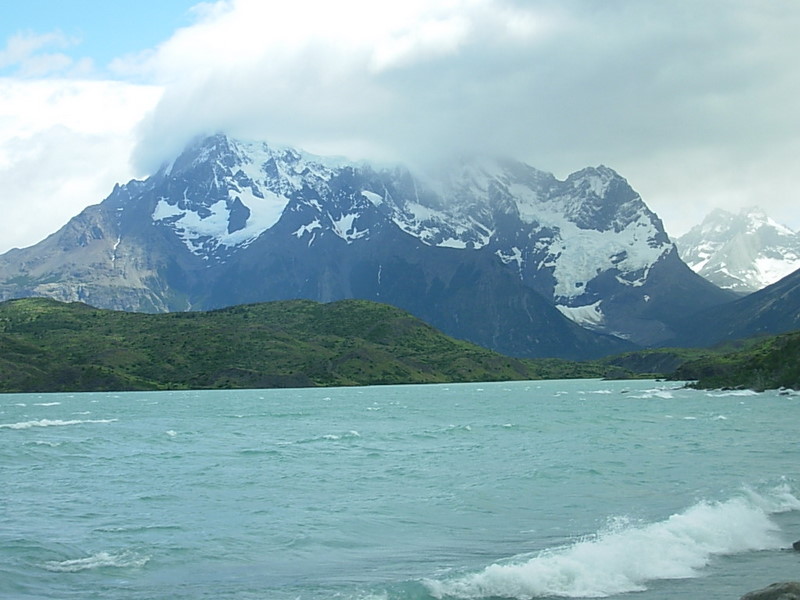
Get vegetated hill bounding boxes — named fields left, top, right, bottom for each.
left=669, top=330, right=800, bottom=391
left=596, top=347, right=718, bottom=378
left=0, top=297, right=617, bottom=393
left=594, top=335, right=775, bottom=378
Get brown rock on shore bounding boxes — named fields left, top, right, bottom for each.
left=740, top=582, right=800, bottom=600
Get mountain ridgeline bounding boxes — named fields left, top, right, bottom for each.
left=0, top=134, right=741, bottom=360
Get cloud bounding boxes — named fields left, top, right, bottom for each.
left=130, top=0, right=565, bottom=171
left=0, top=30, right=91, bottom=77
left=127, top=0, right=800, bottom=237
left=2, top=0, right=799, bottom=254
left=0, top=79, right=161, bottom=252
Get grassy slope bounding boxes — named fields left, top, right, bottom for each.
left=0, top=297, right=613, bottom=393
left=669, top=331, right=800, bottom=390
left=594, top=337, right=771, bottom=379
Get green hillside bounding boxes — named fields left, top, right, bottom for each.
left=669, top=330, right=800, bottom=391
left=0, top=297, right=614, bottom=392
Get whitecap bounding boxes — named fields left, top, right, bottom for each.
left=33, top=402, right=61, bottom=407
left=42, top=551, right=149, bottom=572
left=706, top=389, right=760, bottom=397
left=631, top=389, right=675, bottom=399
left=0, top=418, right=117, bottom=430
left=425, top=486, right=794, bottom=599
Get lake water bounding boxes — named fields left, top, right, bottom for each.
left=2, top=380, right=799, bottom=600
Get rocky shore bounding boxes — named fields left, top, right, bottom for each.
left=741, top=582, right=800, bottom=600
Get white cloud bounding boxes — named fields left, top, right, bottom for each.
left=130, top=0, right=564, bottom=171
left=124, top=0, right=800, bottom=238
left=2, top=0, right=800, bottom=253
left=0, top=79, right=161, bottom=252
left=0, top=30, right=85, bottom=77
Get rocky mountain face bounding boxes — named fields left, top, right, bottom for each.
left=0, top=134, right=734, bottom=359
left=676, top=207, right=800, bottom=294
left=669, top=263, right=800, bottom=348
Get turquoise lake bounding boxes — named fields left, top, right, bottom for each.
left=2, top=379, right=799, bottom=599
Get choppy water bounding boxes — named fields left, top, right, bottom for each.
left=2, top=380, right=799, bottom=600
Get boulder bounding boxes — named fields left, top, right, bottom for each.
left=741, top=582, right=800, bottom=600
left=794, top=540, right=800, bottom=551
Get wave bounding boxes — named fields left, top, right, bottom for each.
left=425, top=485, right=799, bottom=599
left=0, top=418, right=117, bottom=430
left=705, top=390, right=761, bottom=398
left=41, top=551, right=149, bottom=573
left=629, top=388, right=675, bottom=399
left=286, top=430, right=363, bottom=444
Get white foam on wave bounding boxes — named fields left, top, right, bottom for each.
left=41, top=550, right=149, bottom=572
left=630, top=388, right=675, bottom=399
left=329, top=430, right=359, bottom=439
left=425, top=485, right=797, bottom=599
left=0, top=418, right=117, bottom=430
left=33, top=402, right=61, bottom=406
left=705, top=390, right=760, bottom=397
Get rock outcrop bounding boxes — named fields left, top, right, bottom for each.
left=741, top=582, right=800, bottom=600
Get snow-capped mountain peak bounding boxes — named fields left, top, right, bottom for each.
left=144, top=136, right=680, bottom=338
left=677, top=206, right=800, bottom=293
left=151, top=136, right=351, bottom=259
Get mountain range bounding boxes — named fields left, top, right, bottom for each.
left=0, top=134, right=762, bottom=360
left=676, top=207, right=800, bottom=294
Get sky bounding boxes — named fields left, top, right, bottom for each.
left=1, top=0, right=799, bottom=253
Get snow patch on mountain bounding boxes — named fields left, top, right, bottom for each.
left=525, top=200, right=667, bottom=300
left=361, top=190, right=384, bottom=206
left=385, top=196, right=494, bottom=250
left=152, top=185, right=289, bottom=256
left=556, top=301, right=606, bottom=330
left=496, top=247, right=523, bottom=271
left=329, top=213, right=370, bottom=243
